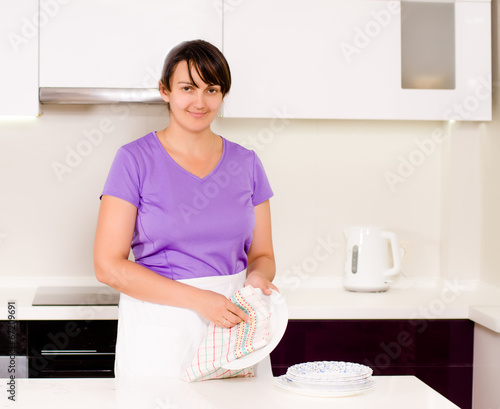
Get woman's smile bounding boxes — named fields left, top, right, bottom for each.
left=188, top=110, right=208, bottom=118
left=160, top=60, right=223, bottom=134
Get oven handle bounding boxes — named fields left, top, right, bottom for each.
left=40, top=350, right=114, bottom=356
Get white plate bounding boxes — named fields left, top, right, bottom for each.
left=287, top=376, right=373, bottom=391
left=274, top=375, right=375, bottom=398
left=286, top=361, right=373, bottom=382
left=221, top=289, right=288, bottom=370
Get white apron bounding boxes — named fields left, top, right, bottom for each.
left=114, top=270, right=272, bottom=379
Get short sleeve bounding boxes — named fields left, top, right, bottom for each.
left=100, top=147, right=141, bottom=208
left=252, top=152, right=274, bottom=206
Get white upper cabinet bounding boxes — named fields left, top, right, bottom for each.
left=38, top=0, right=491, bottom=120
left=40, top=0, right=223, bottom=89
left=0, top=1, right=39, bottom=116
left=222, top=0, right=491, bottom=121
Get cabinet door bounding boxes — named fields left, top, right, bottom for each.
left=223, top=0, right=398, bottom=119
left=270, top=320, right=474, bottom=409
left=397, top=1, right=491, bottom=121
left=0, top=1, right=39, bottom=116
left=40, top=0, right=223, bottom=88
left=222, top=0, right=491, bottom=120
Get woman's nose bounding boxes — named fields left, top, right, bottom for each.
left=193, top=90, right=206, bottom=108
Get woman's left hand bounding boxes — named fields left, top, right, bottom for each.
left=245, top=271, right=279, bottom=295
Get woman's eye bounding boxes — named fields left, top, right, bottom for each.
left=207, top=88, right=219, bottom=94
left=182, top=86, right=192, bottom=92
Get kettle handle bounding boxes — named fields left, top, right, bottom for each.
left=381, top=231, right=401, bottom=277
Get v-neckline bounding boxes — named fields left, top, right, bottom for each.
left=154, top=131, right=226, bottom=182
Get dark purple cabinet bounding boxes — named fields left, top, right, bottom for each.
left=270, top=319, right=473, bottom=409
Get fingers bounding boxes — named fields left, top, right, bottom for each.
left=266, top=282, right=280, bottom=294
left=214, top=284, right=283, bottom=328
left=244, top=273, right=280, bottom=295
left=217, top=316, right=239, bottom=329
left=218, top=315, right=239, bottom=329
left=217, top=307, right=249, bottom=329
left=215, top=299, right=251, bottom=329
left=253, top=282, right=279, bottom=295
left=228, top=302, right=251, bottom=324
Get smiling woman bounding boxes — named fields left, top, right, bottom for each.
left=157, top=59, right=224, bottom=177
left=159, top=39, right=231, bottom=107
left=156, top=40, right=230, bottom=178
left=93, top=40, right=277, bottom=380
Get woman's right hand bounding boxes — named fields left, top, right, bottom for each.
left=192, top=289, right=250, bottom=329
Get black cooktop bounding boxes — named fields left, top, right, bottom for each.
left=32, top=286, right=120, bottom=306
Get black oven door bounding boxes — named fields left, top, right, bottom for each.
left=28, top=320, right=117, bottom=378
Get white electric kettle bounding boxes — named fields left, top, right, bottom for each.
left=343, top=226, right=401, bottom=292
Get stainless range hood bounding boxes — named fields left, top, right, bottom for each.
left=32, top=286, right=120, bottom=306
left=39, top=88, right=164, bottom=104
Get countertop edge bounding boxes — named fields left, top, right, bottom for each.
left=1, top=278, right=500, bottom=334
left=468, top=306, right=500, bottom=333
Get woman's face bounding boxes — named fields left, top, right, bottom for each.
left=160, top=60, right=223, bottom=134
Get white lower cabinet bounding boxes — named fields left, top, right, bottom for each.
left=222, top=0, right=491, bottom=121
left=0, top=1, right=39, bottom=116
left=39, top=0, right=223, bottom=89
left=473, top=324, right=500, bottom=408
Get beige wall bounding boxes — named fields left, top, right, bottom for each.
left=0, top=104, right=444, bottom=282
left=480, top=0, right=500, bottom=286
left=2, top=2, right=499, bottom=285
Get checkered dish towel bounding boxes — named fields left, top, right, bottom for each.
left=183, top=285, right=271, bottom=382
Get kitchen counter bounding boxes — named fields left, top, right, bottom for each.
left=0, top=375, right=459, bottom=409
left=2, top=275, right=500, bottom=332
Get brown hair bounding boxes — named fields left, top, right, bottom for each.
left=159, top=40, right=231, bottom=99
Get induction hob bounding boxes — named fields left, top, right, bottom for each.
left=32, top=286, right=120, bottom=306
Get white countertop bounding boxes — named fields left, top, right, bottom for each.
left=469, top=305, right=500, bottom=332
left=0, top=376, right=459, bottom=409
left=2, top=275, right=500, bottom=333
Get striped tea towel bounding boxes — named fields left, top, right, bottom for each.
left=183, top=285, right=271, bottom=382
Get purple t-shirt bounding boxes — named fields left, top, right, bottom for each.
left=101, top=132, right=273, bottom=280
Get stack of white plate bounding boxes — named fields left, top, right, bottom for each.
left=274, top=361, right=375, bottom=397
